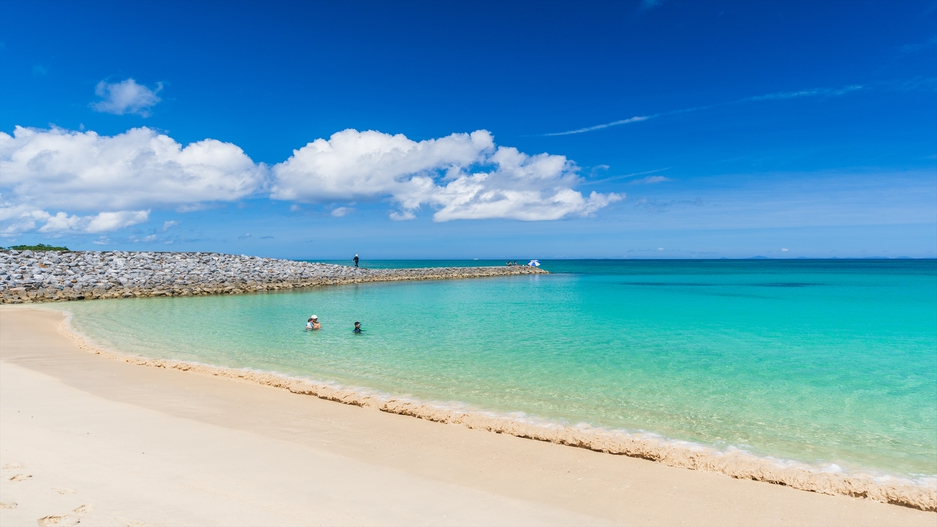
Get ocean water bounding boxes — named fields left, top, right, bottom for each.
left=60, top=260, right=937, bottom=480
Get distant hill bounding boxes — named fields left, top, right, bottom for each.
left=4, top=243, right=70, bottom=252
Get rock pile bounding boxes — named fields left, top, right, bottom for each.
left=0, top=250, right=547, bottom=304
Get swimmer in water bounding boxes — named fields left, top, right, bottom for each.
left=305, top=315, right=320, bottom=331
left=353, top=321, right=362, bottom=334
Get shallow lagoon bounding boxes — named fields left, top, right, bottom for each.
left=63, top=260, right=937, bottom=480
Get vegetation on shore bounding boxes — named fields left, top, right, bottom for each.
left=2, top=244, right=70, bottom=252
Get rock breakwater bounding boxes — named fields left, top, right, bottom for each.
left=0, top=250, right=546, bottom=304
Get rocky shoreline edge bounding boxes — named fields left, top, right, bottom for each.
left=0, top=250, right=547, bottom=304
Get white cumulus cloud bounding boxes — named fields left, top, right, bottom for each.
left=272, top=129, right=622, bottom=221
left=92, top=78, right=163, bottom=116
left=1, top=126, right=623, bottom=234
left=0, top=126, right=266, bottom=212
left=272, top=129, right=492, bottom=202
left=0, top=203, right=53, bottom=235
left=0, top=204, right=150, bottom=235
left=1, top=126, right=265, bottom=236
left=39, top=210, right=150, bottom=233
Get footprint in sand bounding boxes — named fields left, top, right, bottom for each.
left=36, top=504, right=92, bottom=527
left=0, top=501, right=17, bottom=509
left=36, top=514, right=79, bottom=527
left=52, top=487, right=76, bottom=495
left=2, top=462, right=24, bottom=469
left=9, top=473, right=32, bottom=482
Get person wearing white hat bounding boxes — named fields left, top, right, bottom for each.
left=353, top=254, right=359, bottom=267
left=305, top=315, right=320, bottom=331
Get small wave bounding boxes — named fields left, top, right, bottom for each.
left=57, top=312, right=936, bottom=512
left=754, top=282, right=823, bottom=288
left=619, top=282, right=823, bottom=288
left=619, top=282, right=719, bottom=287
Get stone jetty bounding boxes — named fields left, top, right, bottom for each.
left=0, top=250, right=547, bottom=304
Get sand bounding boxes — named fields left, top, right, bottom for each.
left=0, top=307, right=933, bottom=526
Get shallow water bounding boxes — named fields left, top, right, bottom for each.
left=61, top=259, right=937, bottom=480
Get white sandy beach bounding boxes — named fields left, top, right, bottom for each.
left=1, top=307, right=934, bottom=526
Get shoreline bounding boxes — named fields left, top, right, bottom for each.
left=44, top=305, right=937, bottom=511
left=2, top=306, right=935, bottom=525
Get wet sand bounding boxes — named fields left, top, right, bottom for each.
left=1, top=307, right=933, bottom=526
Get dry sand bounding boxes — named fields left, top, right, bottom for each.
left=0, top=307, right=933, bottom=526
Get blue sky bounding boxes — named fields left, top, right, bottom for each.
left=1, top=0, right=935, bottom=259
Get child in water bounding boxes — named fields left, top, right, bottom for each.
left=353, top=321, right=362, bottom=334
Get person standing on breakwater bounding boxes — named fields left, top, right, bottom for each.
left=353, top=321, right=362, bottom=334
left=353, top=254, right=359, bottom=267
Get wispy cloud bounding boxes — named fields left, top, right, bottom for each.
left=541, top=83, right=866, bottom=136
left=890, top=76, right=937, bottom=92
left=92, top=78, right=163, bottom=117
left=581, top=167, right=670, bottom=186
left=900, top=35, right=937, bottom=54
left=542, top=116, right=652, bottom=137
left=632, top=196, right=702, bottom=214
left=744, top=85, right=863, bottom=101
left=630, top=175, right=671, bottom=184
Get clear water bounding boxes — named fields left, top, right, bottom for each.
left=60, top=260, right=937, bottom=479
left=316, top=259, right=526, bottom=269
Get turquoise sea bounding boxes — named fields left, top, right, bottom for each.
left=60, top=260, right=937, bottom=481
